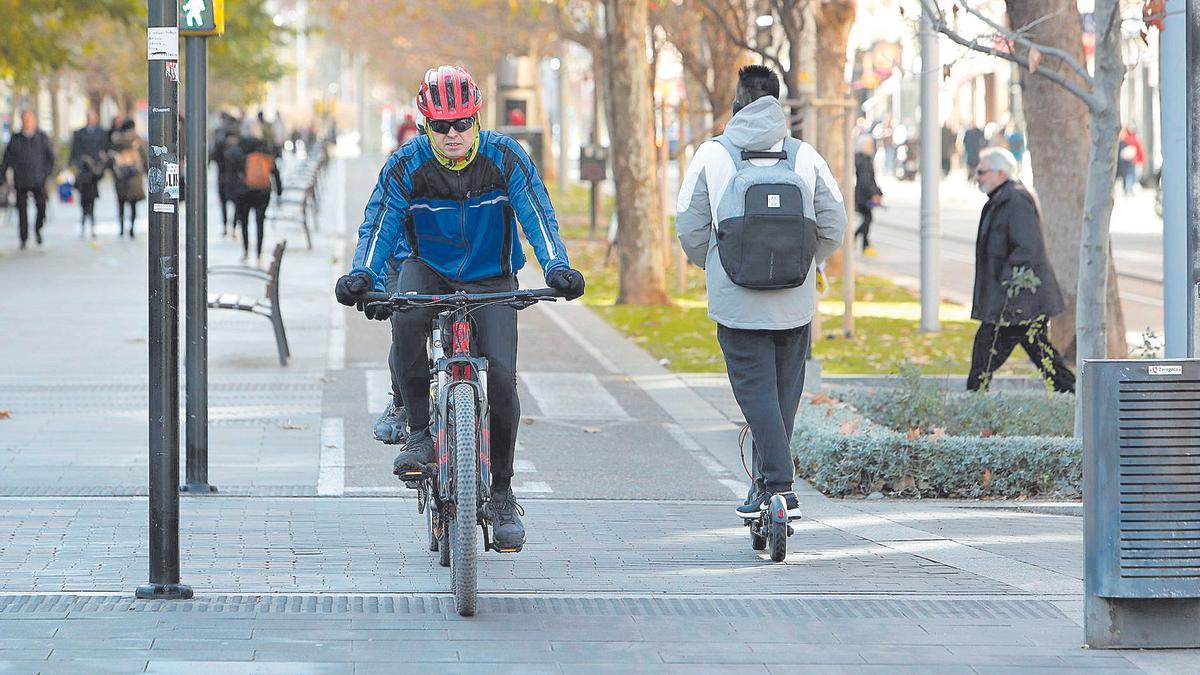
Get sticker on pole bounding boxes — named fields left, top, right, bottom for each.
left=165, top=61, right=179, bottom=82
left=153, top=203, right=176, bottom=214
left=1148, top=365, right=1183, bottom=376
left=148, top=27, right=179, bottom=60
left=164, top=162, right=180, bottom=200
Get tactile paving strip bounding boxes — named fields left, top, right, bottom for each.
left=0, top=594, right=1066, bottom=620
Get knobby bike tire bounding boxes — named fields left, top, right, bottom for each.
left=450, top=383, right=479, bottom=616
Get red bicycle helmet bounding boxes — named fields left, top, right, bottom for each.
left=416, top=65, right=482, bottom=120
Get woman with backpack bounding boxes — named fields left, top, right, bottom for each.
left=235, top=135, right=282, bottom=264
left=109, top=118, right=148, bottom=238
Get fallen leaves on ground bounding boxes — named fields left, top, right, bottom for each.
left=0, top=411, right=11, bottom=419
left=278, top=420, right=308, bottom=430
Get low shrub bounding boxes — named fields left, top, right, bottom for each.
left=792, top=395, right=1081, bottom=499
left=831, top=365, right=1074, bottom=438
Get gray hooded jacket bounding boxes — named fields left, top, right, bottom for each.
left=675, top=97, right=846, bottom=330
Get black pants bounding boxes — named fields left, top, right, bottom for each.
left=218, top=183, right=233, bottom=229
left=854, top=206, right=873, bottom=250
left=393, top=260, right=521, bottom=490
left=967, top=318, right=1075, bottom=393
left=15, top=186, right=47, bottom=244
left=717, top=323, right=810, bottom=494
left=117, top=198, right=139, bottom=236
left=384, top=258, right=405, bottom=408
left=236, top=190, right=271, bottom=257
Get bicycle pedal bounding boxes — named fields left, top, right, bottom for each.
left=493, top=545, right=522, bottom=554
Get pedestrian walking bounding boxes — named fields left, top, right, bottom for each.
left=1005, top=123, right=1025, bottom=170
left=69, top=109, right=110, bottom=238
left=0, top=111, right=56, bottom=249
left=212, top=130, right=242, bottom=236
left=675, top=65, right=847, bottom=522
left=233, top=135, right=282, bottom=265
left=962, top=124, right=985, bottom=178
left=109, top=118, right=148, bottom=238
left=854, top=135, right=883, bottom=257
left=1116, top=126, right=1145, bottom=196
left=967, top=147, right=1075, bottom=393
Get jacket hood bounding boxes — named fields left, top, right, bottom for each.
left=723, top=97, right=787, bottom=151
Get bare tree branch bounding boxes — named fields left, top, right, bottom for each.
left=697, top=0, right=788, bottom=73
left=958, top=0, right=1093, bottom=86
left=917, top=0, right=1101, bottom=110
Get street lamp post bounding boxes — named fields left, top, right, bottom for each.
left=138, top=0, right=191, bottom=601
left=918, top=1, right=942, bottom=333
left=181, top=0, right=223, bottom=494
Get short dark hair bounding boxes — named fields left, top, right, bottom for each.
left=736, top=65, right=780, bottom=104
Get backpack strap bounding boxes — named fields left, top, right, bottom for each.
left=741, top=150, right=788, bottom=161
left=715, top=134, right=796, bottom=169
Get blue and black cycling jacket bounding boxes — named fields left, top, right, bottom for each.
left=350, top=130, right=569, bottom=288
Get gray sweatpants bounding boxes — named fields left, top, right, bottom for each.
left=716, top=323, right=810, bottom=494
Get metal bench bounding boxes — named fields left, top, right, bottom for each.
left=207, top=239, right=290, bottom=366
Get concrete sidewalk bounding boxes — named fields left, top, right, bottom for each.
left=0, top=155, right=1193, bottom=673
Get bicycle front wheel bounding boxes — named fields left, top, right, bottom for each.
left=449, top=383, right=479, bottom=616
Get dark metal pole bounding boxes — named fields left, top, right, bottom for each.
left=1188, top=0, right=1200, bottom=357
left=138, top=0, right=192, bottom=601
left=182, top=36, right=216, bottom=494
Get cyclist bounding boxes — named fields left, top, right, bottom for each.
left=334, top=65, right=585, bottom=551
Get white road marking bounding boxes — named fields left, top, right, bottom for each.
left=327, top=263, right=346, bottom=371
left=512, top=459, right=537, bottom=474
left=512, top=481, right=553, bottom=494
left=534, top=303, right=620, bottom=374
left=365, top=369, right=391, bottom=414
left=326, top=158, right=349, bottom=371
left=317, top=417, right=345, bottom=496
left=663, top=422, right=745, bottom=498
left=520, top=372, right=630, bottom=420
left=720, top=478, right=749, bottom=498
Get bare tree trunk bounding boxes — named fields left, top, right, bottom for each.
left=1075, top=0, right=1126, bottom=434
left=48, top=71, right=62, bottom=145
left=603, top=0, right=671, bottom=305
left=700, top=3, right=747, bottom=134
left=1005, top=0, right=1127, bottom=362
left=813, top=0, right=856, bottom=276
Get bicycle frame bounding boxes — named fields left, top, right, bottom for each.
left=428, top=307, right=491, bottom=504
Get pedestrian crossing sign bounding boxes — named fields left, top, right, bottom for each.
left=179, top=0, right=225, bottom=36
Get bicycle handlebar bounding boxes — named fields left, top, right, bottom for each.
left=361, top=287, right=561, bottom=308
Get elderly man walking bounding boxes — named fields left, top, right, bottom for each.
left=967, top=147, right=1075, bottom=393
left=0, top=111, right=56, bottom=249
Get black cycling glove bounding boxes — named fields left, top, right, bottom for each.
left=362, top=301, right=393, bottom=321
left=547, top=267, right=586, bottom=301
left=334, top=271, right=372, bottom=306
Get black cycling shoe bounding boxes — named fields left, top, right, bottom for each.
left=736, top=484, right=768, bottom=519
left=373, top=400, right=408, bottom=445
left=392, top=428, right=435, bottom=476
left=487, top=488, right=526, bottom=551
left=737, top=489, right=802, bottom=520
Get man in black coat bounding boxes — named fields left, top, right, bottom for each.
left=0, top=111, right=56, bottom=249
left=69, top=109, right=110, bottom=237
left=968, top=147, right=1075, bottom=393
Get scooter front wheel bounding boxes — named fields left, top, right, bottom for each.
left=767, top=495, right=788, bottom=563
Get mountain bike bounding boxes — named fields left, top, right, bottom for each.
left=363, top=287, right=560, bottom=616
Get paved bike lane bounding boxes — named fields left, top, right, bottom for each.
left=0, top=155, right=1190, bottom=673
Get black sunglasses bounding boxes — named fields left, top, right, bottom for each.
left=428, top=117, right=474, bottom=134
